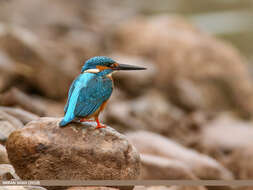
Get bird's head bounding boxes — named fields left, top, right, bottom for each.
left=81, top=56, right=146, bottom=76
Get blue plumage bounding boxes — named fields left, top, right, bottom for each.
left=60, top=56, right=146, bottom=128
left=81, top=56, right=115, bottom=73
left=59, top=73, right=112, bottom=126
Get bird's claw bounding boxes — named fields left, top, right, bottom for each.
left=95, top=125, right=106, bottom=129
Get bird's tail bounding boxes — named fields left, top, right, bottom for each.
left=59, top=81, right=81, bottom=127
left=59, top=118, right=72, bottom=127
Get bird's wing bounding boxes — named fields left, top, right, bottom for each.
left=62, top=74, right=88, bottom=123
left=64, top=76, right=80, bottom=113
left=74, top=74, right=113, bottom=117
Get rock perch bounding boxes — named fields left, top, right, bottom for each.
left=6, top=117, right=140, bottom=180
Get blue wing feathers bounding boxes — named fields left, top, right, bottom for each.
left=74, top=74, right=112, bottom=116
left=64, top=76, right=79, bottom=113
left=60, top=79, right=83, bottom=126
left=59, top=73, right=112, bottom=127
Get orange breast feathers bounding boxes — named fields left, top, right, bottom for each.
left=99, top=100, right=109, bottom=113
left=89, top=99, right=109, bottom=118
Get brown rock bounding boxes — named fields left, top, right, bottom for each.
left=0, top=144, right=9, bottom=164
left=0, top=24, right=78, bottom=99
left=0, top=109, right=23, bottom=129
left=0, top=110, right=23, bottom=144
left=140, top=153, right=197, bottom=179
left=0, top=164, right=19, bottom=180
left=0, top=50, right=17, bottom=92
left=197, top=114, right=253, bottom=158
left=127, top=131, right=233, bottom=180
left=104, top=90, right=209, bottom=147
left=0, top=88, right=46, bottom=116
left=111, top=15, right=253, bottom=118
left=0, top=106, right=39, bottom=124
left=193, top=114, right=253, bottom=179
left=104, top=90, right=184, bottom=133
left=0, top=0, right=137, bottom=99
left=225, top=146, right=253, bottom=179
left=33, top=97, right=65, bottom=117
left=6, top=117, right=140, bottom=180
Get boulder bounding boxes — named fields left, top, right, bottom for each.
left=0, top=110, right=23, bottom=144
left=110, top=15, right=253, bottom=118
left=0, top=106, right=39, bottom=125
left=105, top=90, right=209, bottom=147
left=0, top=50, right=17, bottom=92
left=0, top=0, right=138, bottom=99
left=0, top=23, right=78, bottom=99
left=6, top=117, right=140, bottom=180
left=0, top=88, right=46, bottom=116
left=194, top=114, right=253, bottom=179
left=104, top=90, right=184, bottom=133
left=140, top=153, right=197, bottom=179
left=0, top=144, right=9, bottom=164
left=127, top=131, right=233, bottom=180
left=0, top=164, right=19, bottom=180
left=225, top=146, right=253, bottom=179
left=197, top=114, right=253, bottom=157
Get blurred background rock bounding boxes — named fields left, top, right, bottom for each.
left=1, top=0, right=253, bottom=189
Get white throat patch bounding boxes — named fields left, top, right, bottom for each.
left=84, top=68, right=100, bottom=73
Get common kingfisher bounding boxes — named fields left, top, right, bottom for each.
left=59, top=56, right=146, bottom=128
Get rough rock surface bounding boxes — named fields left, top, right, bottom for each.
left=0, top=0, right=137, bottom=99
left=194, top=115, right=253, bottom=179
left=0, top=106, right=39, bottom=125
left=225, top=146, right=253, bottom=179
left=0, top=164, right=19, bottom=180
left=0, top=23, right=78, bottom=99
left=111, top=15, right=253, bottom=118
left=127, top=131, right=233, bottom=180
left=105, top=90, right=184, bottom=133
left=105, top=89, right=209, bottom=147
left=140, top=153, right=197, bottom=179
left=197, top=114, right=253, bottom=156
left=0, top=110, right=23, bottom=144
left=0, top=88, right=46, bottom=116
left=6, top=117, right=140, bottom=180
left=0, top=144, right=9, bottom=164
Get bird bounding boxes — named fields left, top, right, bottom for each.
left=59, top=56, right=146, bottom=129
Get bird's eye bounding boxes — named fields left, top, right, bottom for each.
left=111, top=63, right=118, bottom=68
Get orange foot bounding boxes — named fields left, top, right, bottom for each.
left=95, top=118, right=106, bottom=129
left=80, top=118, right=94, bottom=122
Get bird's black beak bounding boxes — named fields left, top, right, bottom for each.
left=112, top=63, right=146, bottom=71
